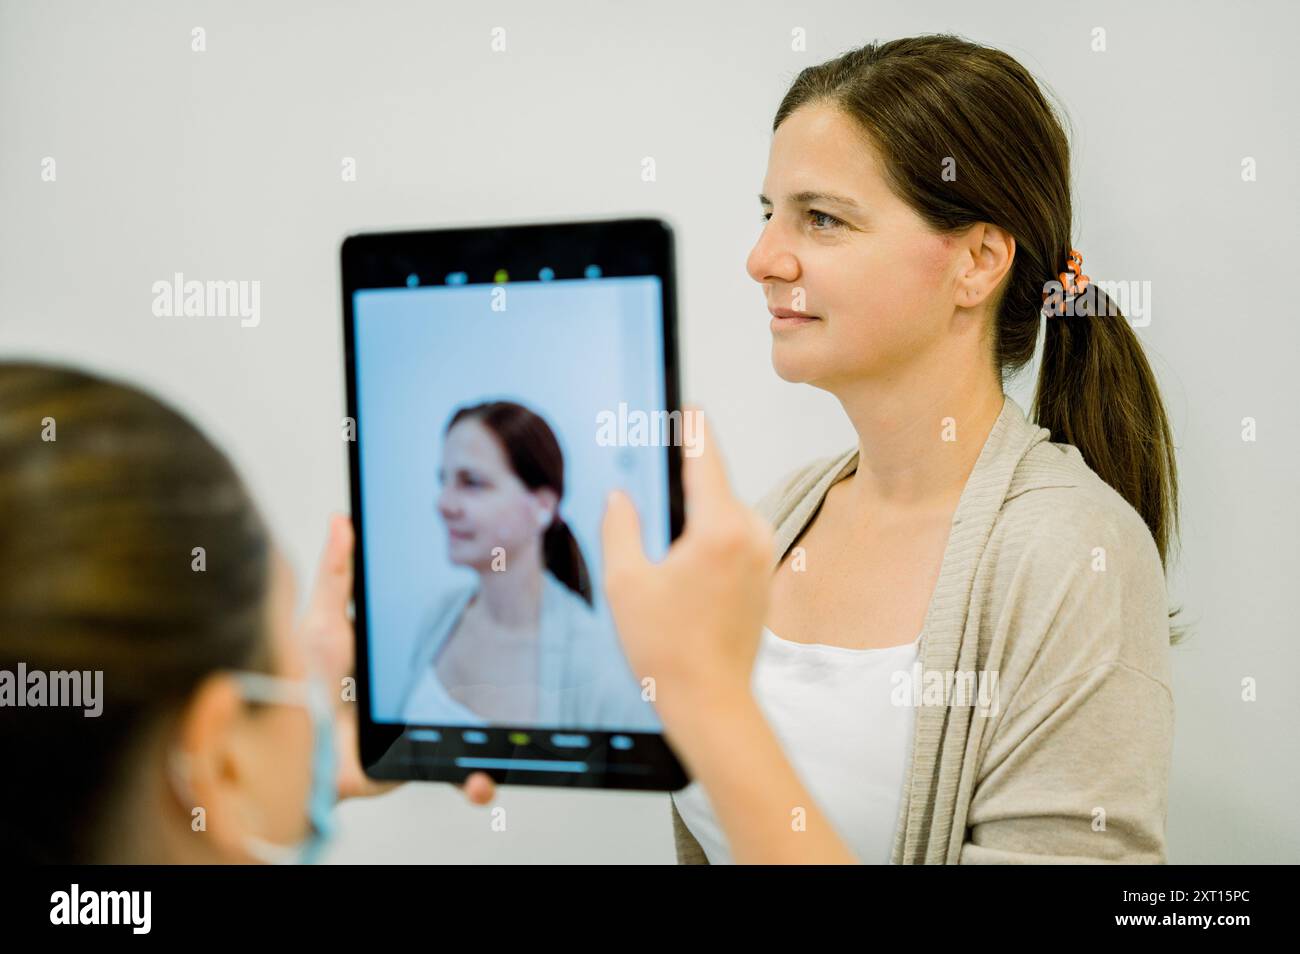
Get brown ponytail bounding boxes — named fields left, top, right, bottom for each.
left=542, top=517, right=593, bottom=606
left=773, top=34, right=1185, bottom=643
left=1035, top=284, right=1181, bottom=574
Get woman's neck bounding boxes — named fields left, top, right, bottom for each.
left=471, top=545, right=545, bottom=628
left=833, top=367, right=1005, bottom=514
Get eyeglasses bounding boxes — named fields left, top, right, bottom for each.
left=231, top=670, right=332, bottom=717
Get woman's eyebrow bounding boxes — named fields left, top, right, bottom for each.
left=758, top=190, right=864, bottom=211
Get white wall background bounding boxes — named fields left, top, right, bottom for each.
left=3, top=0, right=1297, bottom=863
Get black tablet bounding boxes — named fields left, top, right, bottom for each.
left=340, top=217, right=688, bottom=791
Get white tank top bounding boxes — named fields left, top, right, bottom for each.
left=671, top=625, right=922, bottom=863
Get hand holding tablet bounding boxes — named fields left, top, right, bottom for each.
left=601, top=407, right=775, bottom=733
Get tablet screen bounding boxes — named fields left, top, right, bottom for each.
left=342, top=220, right=686, bottom=788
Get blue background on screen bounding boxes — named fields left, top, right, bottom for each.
left=353, top=277, right=670, bottom=724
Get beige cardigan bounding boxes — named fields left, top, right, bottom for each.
left=670, top=393, right=1174, bottom=863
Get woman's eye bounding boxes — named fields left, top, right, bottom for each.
left=758, top=210, right=842, bottom=229
left=808, top=209, right=842, bottom=230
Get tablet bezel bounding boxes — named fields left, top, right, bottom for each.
left=340, top=217, right=688, bottom=791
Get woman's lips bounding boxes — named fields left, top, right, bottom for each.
left=449, top=529, right=475, bottom=540
left=769, top=307, right=821, bottom=329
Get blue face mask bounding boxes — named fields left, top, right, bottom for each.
left=229, top=670, right=338, bottom=865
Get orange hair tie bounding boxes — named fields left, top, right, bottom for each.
left=1042, top=247, right=1091, bottom=317
left=1059, top=248, right=1090, bottom=296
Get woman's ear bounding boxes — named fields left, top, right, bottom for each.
left=532, top=487, right=560, bottom=528
left=170, top=673, right=262, bottom=862
left=955, top=223, right=1015, bottom=309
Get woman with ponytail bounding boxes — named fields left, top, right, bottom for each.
left=587, top=33, right=1184, bottom=864
left=401, top=400, right=653, bottom=730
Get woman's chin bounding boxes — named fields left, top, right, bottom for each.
left=445, top=546, right=477, bottom=567
left=771, top=351, right=819, bottom=384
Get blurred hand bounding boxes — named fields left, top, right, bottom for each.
left=600, top=406, right=773, bottom=728
left=300, top=514, right=495, bottom=805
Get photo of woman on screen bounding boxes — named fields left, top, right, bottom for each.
left=400, top=400, right=654, bottom=730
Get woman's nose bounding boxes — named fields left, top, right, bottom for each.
left=437, top=489, right=460, bottom=519
left=746, top=222, right=799, bottom=286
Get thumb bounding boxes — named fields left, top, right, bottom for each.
left=306, top=513, right=354, bottom=623
left=601, top=489, right=648, bottom=582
